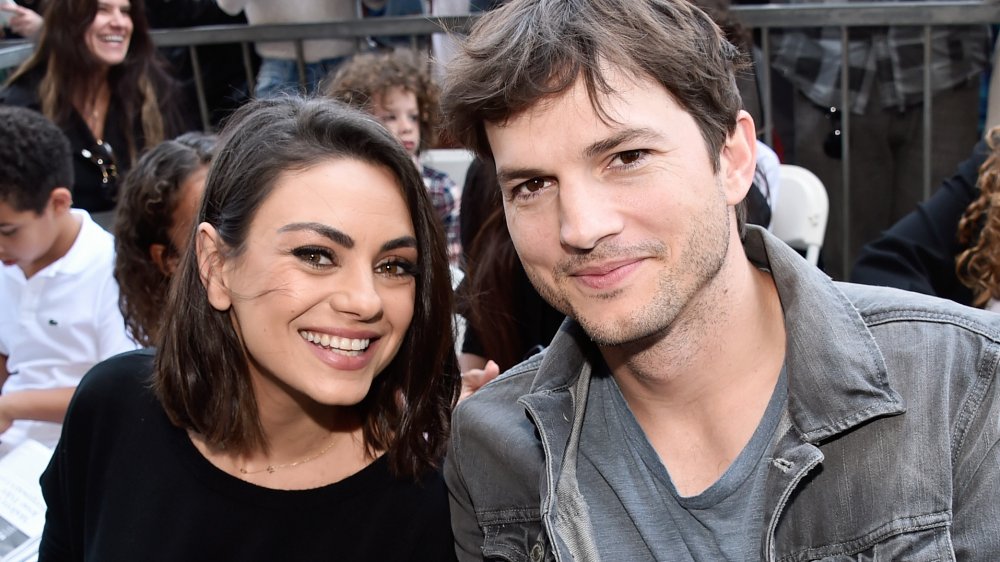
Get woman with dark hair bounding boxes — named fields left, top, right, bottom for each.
left=39, top=97, right=460, bottom=560
left=457, top=158, right=565, bottom=375
left=0, top=0, right=182, bottom=225
left=113, top=132, right=215, bottom=346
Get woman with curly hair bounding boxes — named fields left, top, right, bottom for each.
left=325, top=48, right=462, bottom=266
left=40, top=97, right=460, bottom=559
left=0, top=0, right=183, bottom=226
left=113, top=132, right=215, bottom=346
left=956, top=126, right=1000, bottom=310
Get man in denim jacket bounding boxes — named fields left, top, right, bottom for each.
left=440, top=0, right=1000, bottom=559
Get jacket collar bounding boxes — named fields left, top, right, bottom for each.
left=524, top=226, right=904, bottom=444
left=745, top=226, right=904, bottom=441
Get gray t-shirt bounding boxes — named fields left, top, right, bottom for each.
left=577, top=366, right=788, bottom=561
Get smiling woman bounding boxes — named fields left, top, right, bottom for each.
left=0, top=0, right=183, bottom=222
left=38, top=97, right=461, bottom=560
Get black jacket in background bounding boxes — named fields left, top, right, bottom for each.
left=850, top=139, right=989, bottom=306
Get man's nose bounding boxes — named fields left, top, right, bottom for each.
left=558, top=178, right=624, bottom=251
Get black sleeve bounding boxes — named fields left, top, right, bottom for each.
left=461, top=322, right=486, bottom=357
left=37, top=350, right=155, bottom=562
left=849, top=139, right=989, bottom=306
left=37, top=450, right=73, bottom=561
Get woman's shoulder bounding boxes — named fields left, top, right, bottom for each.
left=70, top=349, right=158, bottom=420
left=0, top=67, right=43, bottom=108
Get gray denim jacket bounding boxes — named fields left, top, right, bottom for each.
left=446, top=226, right=1000, bottom=561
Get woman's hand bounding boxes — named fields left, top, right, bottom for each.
left=1, top=4, right=43, bottom=39
left=458, top=360, right=500, bottom=403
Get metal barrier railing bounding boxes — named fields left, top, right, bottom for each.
left=2, top=3, right=1000, bottom=276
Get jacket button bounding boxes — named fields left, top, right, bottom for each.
left=529, top=543, right=544, bottom=562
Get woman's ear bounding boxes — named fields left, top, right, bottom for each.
left=196, top=223, right=231, bottom=311
left=149, top=243, right=177, bottom=277
left=719, top=110, right=758, bottom=206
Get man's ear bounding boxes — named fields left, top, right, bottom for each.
left=719, top=110, right=758, bottom=206
left=48, top=187, right=74, bottom=215
left=196, top=223, right=231, bottom=311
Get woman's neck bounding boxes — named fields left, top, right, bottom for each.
left=75, top=77, right=111, bottom=140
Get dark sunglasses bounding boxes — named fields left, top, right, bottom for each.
left=823, top=106, right=843, bottom=160
left=80, top=140, right=118, bottom=185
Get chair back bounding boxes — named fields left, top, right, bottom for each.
left=421, top=148, right=475, bottom=187
left=770, top=164, right=829, bottom=266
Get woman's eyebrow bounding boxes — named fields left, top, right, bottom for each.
left=381, top=236, right=418, bottom=253
left=277, top=222, right=353, bottom=248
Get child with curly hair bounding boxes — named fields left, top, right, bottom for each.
left=325, top=49, right=462, bottom=266
left=113, top=132, right=216, bottom=346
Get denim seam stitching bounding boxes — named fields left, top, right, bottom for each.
left=950, top=340, right=1000, bottom=471
left=777, top=511, right=951, bottom=562
left=863, top=310, right=1000, bottom=342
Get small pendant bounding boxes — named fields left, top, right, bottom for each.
left=266, top=466, right=275, bottom=474
left=239, top=468, right=248, bottom=474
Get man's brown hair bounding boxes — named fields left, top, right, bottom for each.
left=441, top=0, right=748, bottom=173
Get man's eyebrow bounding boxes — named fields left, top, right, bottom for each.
left=496, top=166, right=548, bottom=187
left=381, top=236, right=418, bottom=253
left=277, top=222, right=354, bottom=248
left=496, top=127, right=665, bottom=185
left=583, top=127, right=663, bottom=160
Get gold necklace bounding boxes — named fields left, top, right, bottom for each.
left=238, top=433, right=338, bottom=476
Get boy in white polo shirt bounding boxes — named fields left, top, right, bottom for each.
left=0, top=107, right=138, bottom=451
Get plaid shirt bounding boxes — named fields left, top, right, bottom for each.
left=771, top=0, right=990, bottom=114
left=422, top=165, right=463, bottom=266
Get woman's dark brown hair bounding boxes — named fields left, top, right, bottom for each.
left=957, top=126, right=1000, bottom=307
left=6, top=0, right=178, bottom=163
left=460, top=206, right=528, bottom=371
left=114, top=132, right=216, bottom=346
left=154, top=97, right=459, bottom=480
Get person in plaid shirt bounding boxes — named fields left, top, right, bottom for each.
left=325, top=49, right=463, bottom=266
left=771, top=2, right=990, bottom=278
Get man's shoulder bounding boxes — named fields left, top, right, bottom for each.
left=837, top=281, right=1000, bottom=342
left=455, top=354, right=545, bottom=420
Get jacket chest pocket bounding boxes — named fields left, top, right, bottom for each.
left=787, top=523, right=955, bottom=561
left=481, top=518, right=554, bottom=562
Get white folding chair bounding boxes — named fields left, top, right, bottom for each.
left=769, top=164, right=829, bottom=266
left=421, top=148, right=476, bottom=187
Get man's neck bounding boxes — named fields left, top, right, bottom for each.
left=603, top=245, right=786, bottom=496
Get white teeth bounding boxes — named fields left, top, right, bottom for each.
left=298, top=330, right=370, bottom=356
left=101, top=35, right=124, bottom=42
